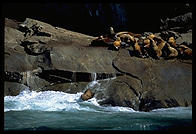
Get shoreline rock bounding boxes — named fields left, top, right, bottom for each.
left=4, top=18, right=192, bottom=111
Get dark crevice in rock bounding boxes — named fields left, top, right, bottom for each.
left=20, top=41, right=51, bottom=62
left=20, top=40, right=36, bottom=47
left=33, top=31, right=51, bottom=37
left=184, top=101, right=189, bottom=107
left=31, top=24, right=51, bottom=37
left=18, top=23, right=51, bottom=37
left=5, top=52, right=11, bottom=56
left=37, top=69, right=118, bottom=84
left=20, top=41, right=44, bottom=55
left=17, top=25, right=32, bottom=37
left=124, top=100, right=135, bottom=109
left=112, top=59, right=143, bottom=86
left=165, top=98, right=180, bottom=107
left=43, top=50, right=52, bottom=67
left=139, top=97, right=165, bottom=112
left=96, top=73, right=117, bottom=80
left=72, top=72, right=92, bottom=82
left=4, top=71, right=23, bottom=83
left=39, top=40, right=47, bottom=44
left=37, top=69, right=73, bottom=84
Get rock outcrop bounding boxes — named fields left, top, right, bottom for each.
left=4, top=18, right=192, bottom=111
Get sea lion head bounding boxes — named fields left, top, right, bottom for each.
left=110, top=27, right=115, bottom=34
left=148, top=34, right=155, bottom=39
left=81, top=89, right=94, bottom=101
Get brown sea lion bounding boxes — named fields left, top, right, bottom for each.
left=177, top=44, right=192, bottom=57
left=133, top=41, right=143, bottom=57
left=166, top=43, right=178, bottom=58
left=110, top=27, right=115, bottom=35
left=81, top=89, right=95, bottom=101
left=153, top=36, right=166, bottom=53
left=118, top=33, right=135, bottom=43
left=143, top=38, right=151, bottom=48
left=113, top=37, right=121, bottom=50
left=115, top=31, right=142, bottom=39
left=148, top=37, right=162, bottom=59
left=168, top=37, right=177, bottom=48
left=148, top=35, right=167, bottom=58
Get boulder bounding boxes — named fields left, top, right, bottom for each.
left=160, top=12, right=192, bottom=33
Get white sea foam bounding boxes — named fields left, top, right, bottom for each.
left=103, top=106, right=137, bottom=113
left=151, top=106, right=192, bottom=113
left=4, top=88, right=137, bottom=113
left=5, top=88, right=191, bottom=114
left=4, top=78, right=137, bottom=113
left=4, top=89, right=84, bottom=112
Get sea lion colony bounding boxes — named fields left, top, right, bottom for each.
left=91, top=27, right=192, bottom=60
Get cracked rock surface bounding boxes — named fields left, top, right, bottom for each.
left=4, top=18, right=192, bottom=111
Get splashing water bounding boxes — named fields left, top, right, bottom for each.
left=4, top=88, right=136, bottom=113
left=4, top=79, right=192, bottom=130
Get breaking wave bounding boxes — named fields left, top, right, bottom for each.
left=4, top=88, right=136, bottom=113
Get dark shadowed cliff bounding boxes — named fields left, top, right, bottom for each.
left=3, top=3, right=192, bottom=36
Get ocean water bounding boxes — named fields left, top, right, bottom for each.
left=4, top=80, right=192, bottom=131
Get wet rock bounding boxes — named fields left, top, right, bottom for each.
left=4, top=18, right=192, bottom=111
left=97, top=75, right=141, bottom=110
left=42, top=82, right=88, bottom=94
left=96, top=48, right=192, bottom=111
left=5, top=18, right=21, bottom=29
left=176, top=30, right=192, bottom=47
left=4, top=82, right=29, bottom=96
left=160, top=12, right=192, bottom=33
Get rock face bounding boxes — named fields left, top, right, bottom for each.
left=4, top=18, right=192, bottom=111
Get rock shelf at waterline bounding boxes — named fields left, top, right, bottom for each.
left=4, top=18, right=192, bottom=112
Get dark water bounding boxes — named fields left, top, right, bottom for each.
left=5, top=108, right=192, bottom=130
left=4, top=88, right=192, bottom=131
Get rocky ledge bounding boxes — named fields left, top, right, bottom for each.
left=4, top=18, right=192, bottom=111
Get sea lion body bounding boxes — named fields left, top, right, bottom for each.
left=166, top=43, right=178, bottom=58
left=148, top=37, right=161, bottom=59
left=177, top=44, right=192, bottom=57
left=113, top=37, right=121, bottom=50
left=168, top=37, right=177, bottom=48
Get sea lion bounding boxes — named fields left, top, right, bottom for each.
left=81, top=89, right=95, bottom=101
left=91, top=35, right=114, bottom=46
left=148, top=34, right=156, bottom=39
left=116, top=33, right=142, bottom=57
left=110, top=27, right=115, bottom=35
left=168, top=37, right=177, bottom=48
left=115, top=31, right=142, bottom=39
left=143, top=38, right=151, bottom=48
left=113, top=37, right=121, bottom=50
left=133, top=41, right=143, bottom=57
left=166, top=43, right=178, bottom=58
left=149, top=35, right=167, bottom=59
left=153, top=36, right=166, bottom=51
left=177, top=44, right=192, bottom=58
left=137, top=38, right=149, bottom=58
left=118, top=34, right=135, bottom=43
left=148, top=37, right=162, bottom=59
